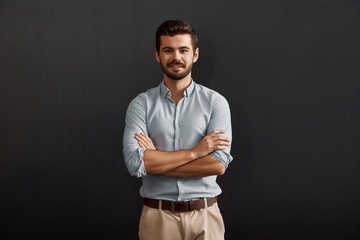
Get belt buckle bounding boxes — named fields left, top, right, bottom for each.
left=171, top=201, right=181, bottom=213
left=171, top=201, right=177, bottom=212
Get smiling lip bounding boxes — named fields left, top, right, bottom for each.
left=167, top=61, right=185, bottom=68
left=170, top=65, right=183, bottom=68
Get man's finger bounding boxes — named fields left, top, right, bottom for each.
left=139, top=133, right=151, bottom=141
left=136, top=135, right=150, bottom=148
left=140, top=132, right=149, bottom=138
left=140, top=133, right=156, bottom=148
left=136, top=133, right=156, bottom=150
left=214, top=140, right=231, bottom=146
left=208, top=129, right=226, bottom=138
left=136, top=136, right=146, bottom=146
left=213, top=136, right=231, bottom=142
left=214, top=145, right=228, bottom=150
left=138, top=142, right=146, bottom=149
left=137, top=133, right=150, bottom=143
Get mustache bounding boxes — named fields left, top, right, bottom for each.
left=166, top=60, right=185, bottom=68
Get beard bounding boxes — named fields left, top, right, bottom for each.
left=159, top=59, right=193, bottom=80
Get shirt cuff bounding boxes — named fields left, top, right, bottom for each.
left=130, top=147, right=147, bottom=177
left=210, top=151, right=233, bottom=168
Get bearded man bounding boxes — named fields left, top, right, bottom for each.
left=123, top=20, right=233, bottom=240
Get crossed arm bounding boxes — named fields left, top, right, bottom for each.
left=135, top=130, right=231, bottom=178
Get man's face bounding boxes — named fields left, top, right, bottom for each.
left=155, top=34, right=199, bottom=80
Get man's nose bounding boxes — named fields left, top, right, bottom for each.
left=173, top=51, right=181, bottom=60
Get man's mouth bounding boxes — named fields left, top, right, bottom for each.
left=170, top=65, right=183, bottom=69
left=167, top=62, right=185, bottom=69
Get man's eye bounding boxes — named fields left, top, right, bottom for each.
left=164, top=50, right=172, bottom=53
left=180, top=50, right=188, bottom=53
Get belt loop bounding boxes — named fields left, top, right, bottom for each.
left=159, top=200, right=162, bottom=209
left=204, top=198, right=208, bottom=208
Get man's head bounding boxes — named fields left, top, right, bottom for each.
left=156, top=20, right=198, bottom=53
left=155, top=20, right=199, bottom=81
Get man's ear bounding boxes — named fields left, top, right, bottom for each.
left=193, top=48, right=199, bottom=63
left=155, top=49, right=160, bottom=63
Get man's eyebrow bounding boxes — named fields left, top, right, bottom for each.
left=161, top=47, right=173, bottom=50
left=161, top=46, right=191, bottom=50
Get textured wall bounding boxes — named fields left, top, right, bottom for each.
left=1, top=0, right=359, bottom=239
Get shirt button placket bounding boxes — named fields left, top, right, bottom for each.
left=174, top=101, right=183, bottom=201
left=174, top=104, right=181, bottom=151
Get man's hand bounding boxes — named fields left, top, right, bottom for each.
left=191, top=130, right=231, bottom=159
left=135, top=133, right=156, bottom=150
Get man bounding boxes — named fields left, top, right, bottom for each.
left=123, top=20, right=233, bottom=240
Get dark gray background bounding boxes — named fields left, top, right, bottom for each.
left=1, top=0, right=359, bottom=239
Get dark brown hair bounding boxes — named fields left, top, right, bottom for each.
left=155, top=20, right=199, bottom=53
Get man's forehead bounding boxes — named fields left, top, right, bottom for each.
left=159, top=34, right=192, bottom=47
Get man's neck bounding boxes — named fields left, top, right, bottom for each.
left=163, top=75, right=192, bottom=103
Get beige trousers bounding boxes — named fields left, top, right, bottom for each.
left=139, top=200, right=225, bottom=240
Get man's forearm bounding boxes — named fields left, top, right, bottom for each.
left=162, top=155, right=226, bottom=178
left=136, top=130, right=230, bottom=176
left=143, top=149, right=197, bottom=175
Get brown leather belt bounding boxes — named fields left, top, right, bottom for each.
left=143, top=197, right=217, bottom=212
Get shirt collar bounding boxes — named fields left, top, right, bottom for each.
left=184, top=80, right=195, bottom=97
left=160, top=79, right=195, bottom=99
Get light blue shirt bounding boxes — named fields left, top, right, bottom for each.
left=123, top=80, right=233, bottom=201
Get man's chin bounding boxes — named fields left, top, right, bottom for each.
left=168, top=77, right=185, bottom=81
left=165, top=73, right=189, bottom=81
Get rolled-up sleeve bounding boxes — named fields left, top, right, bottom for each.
left=123, top=95, right=148, bottom=177
left=208, top=93, right=233, bottom=168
